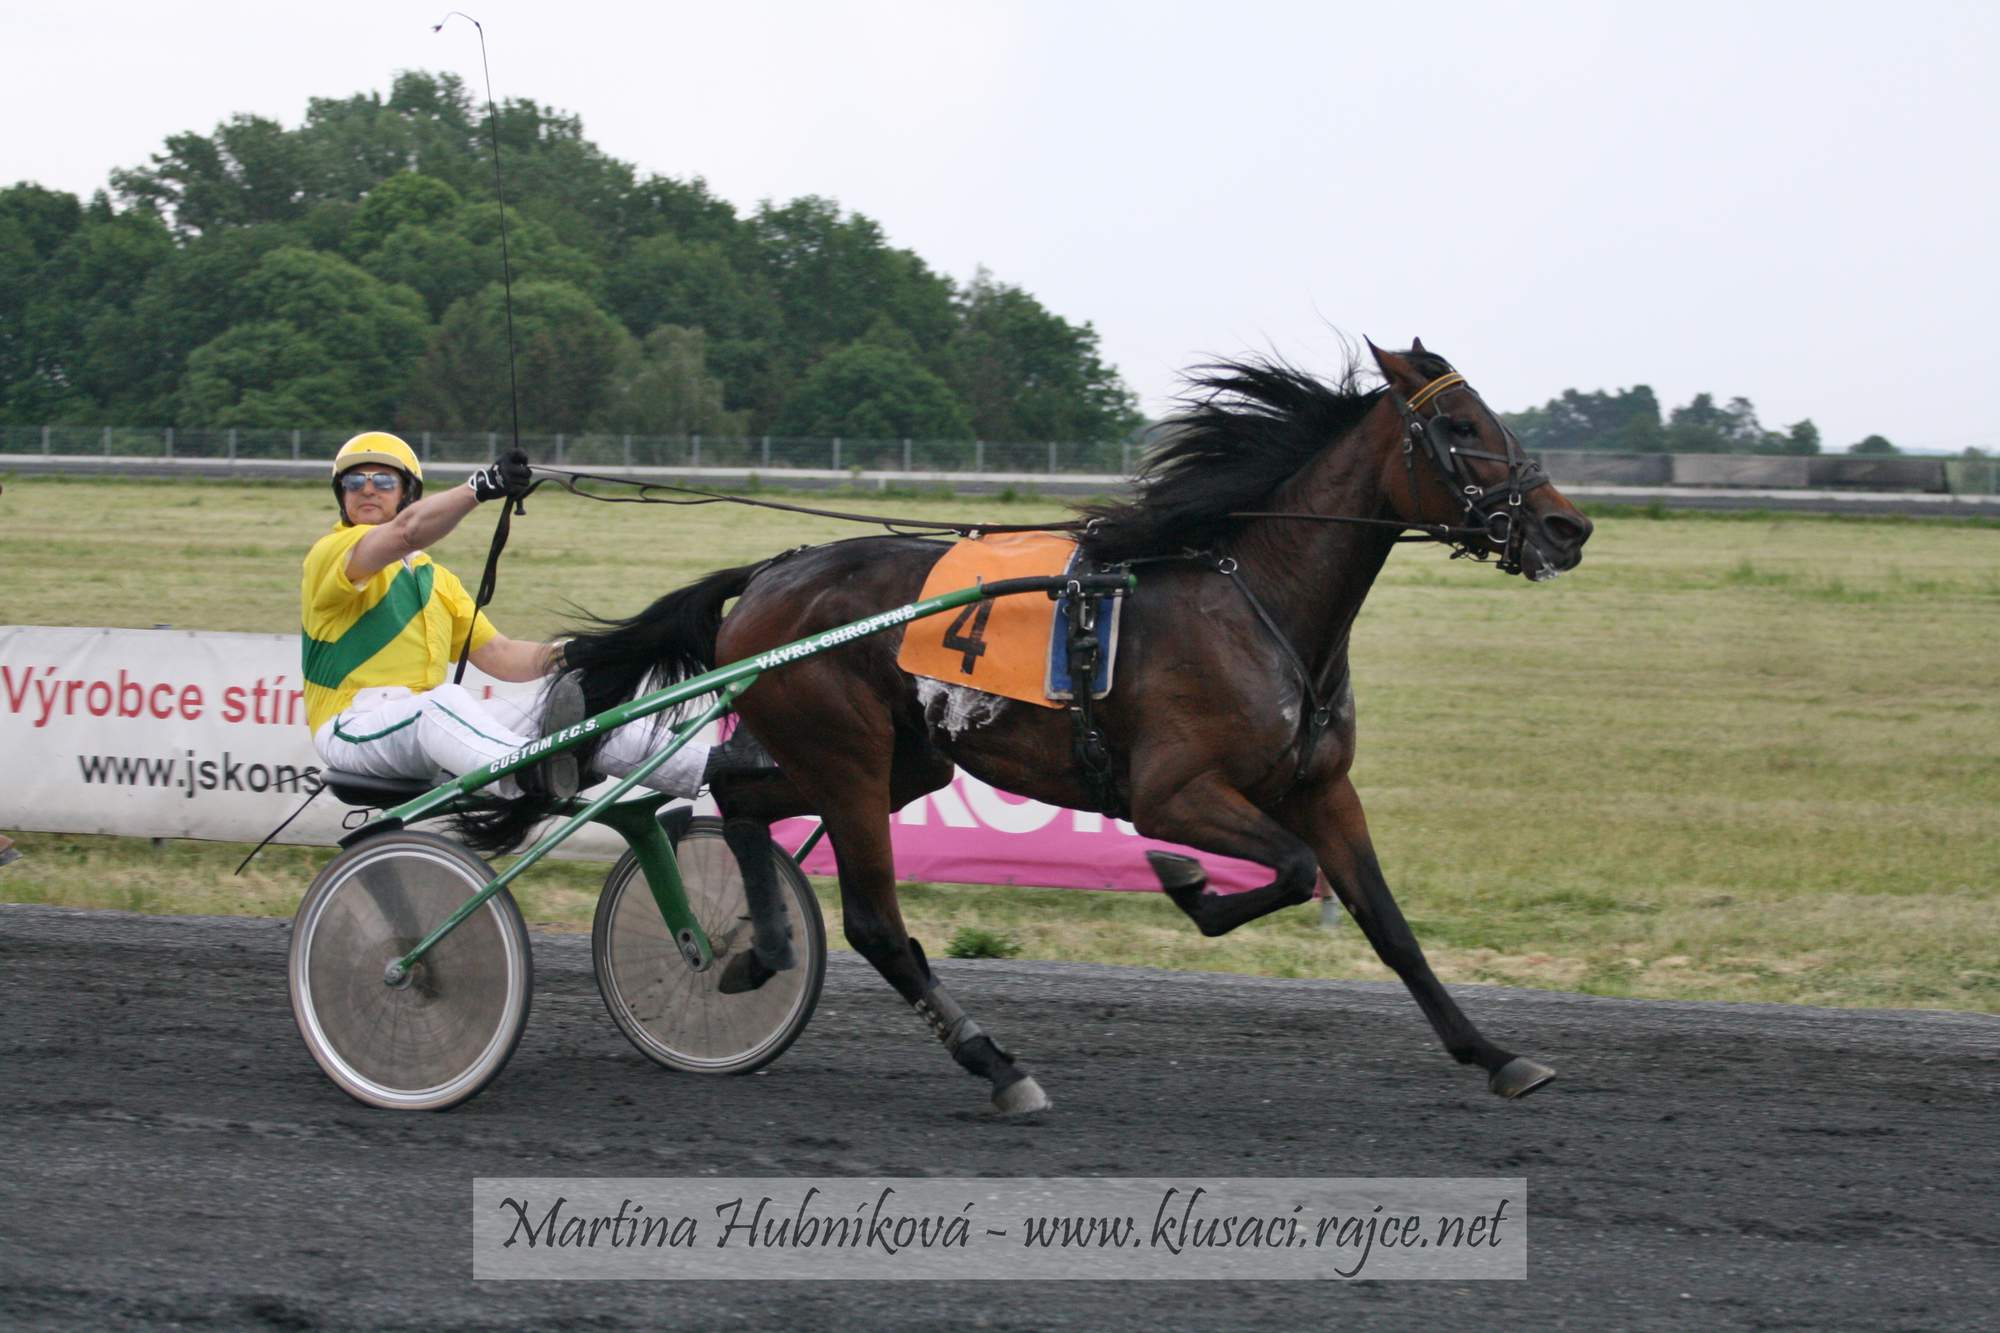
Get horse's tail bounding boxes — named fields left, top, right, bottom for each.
left=564, top=558, right=761, bottom=724
left=451, top=560, right=765, bottom=855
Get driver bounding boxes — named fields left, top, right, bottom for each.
left=302, top=432, right=764, bottom=800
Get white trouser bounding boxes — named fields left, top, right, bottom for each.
left=313, top=684, right=709, bottom=798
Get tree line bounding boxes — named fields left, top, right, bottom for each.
left=0, top=72, right=1144, bottom=445
left=1500, top=385, right=1923, bottom=457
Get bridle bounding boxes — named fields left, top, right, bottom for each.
left=1227, top=368, right=1553, bottom=576
left=1391, top=370, right=1551, bottom=576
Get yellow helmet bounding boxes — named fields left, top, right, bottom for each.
left=331, top=432, right=424, bottom=523
left=332, top=431, right=423, bottom=481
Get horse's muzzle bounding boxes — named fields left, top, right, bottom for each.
left=1524, top=510, right=1592, bottom=580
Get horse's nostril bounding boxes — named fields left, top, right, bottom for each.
left=1544, top=513, right=1592, bottom=548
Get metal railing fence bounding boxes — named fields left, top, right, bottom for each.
left=0, top=424, right=1140, bottom=477
left=2, top=424, right=1993, bottom=493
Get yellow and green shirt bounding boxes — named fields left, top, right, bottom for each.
left=300, top=523, right=497, bottom=732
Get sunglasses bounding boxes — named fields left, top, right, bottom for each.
left=340, top=471, right=402, bottom=493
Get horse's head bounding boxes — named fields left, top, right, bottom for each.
left=1368, top=339, right=1592, bottom=580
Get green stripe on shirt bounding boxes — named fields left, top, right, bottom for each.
left=301, top=562, right=436, bottom=688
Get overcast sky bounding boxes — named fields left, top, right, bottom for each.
left=6, top=1, right=1995, bottom=452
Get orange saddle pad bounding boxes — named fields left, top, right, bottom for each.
left=898, top=532, right=1110, bottom=709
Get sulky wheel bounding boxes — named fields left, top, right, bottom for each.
left=593, top=817, right=825, bottom=1074
left=289, top=830, right=532, bottom=1111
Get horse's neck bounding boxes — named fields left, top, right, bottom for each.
left=1227, top=422, right=1398, bottom=681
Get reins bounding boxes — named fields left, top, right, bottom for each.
left=444, top=469, right=1079, bottom=692
left=453, top=373, right=1534, bottom=690
left=453, top=487, right=524, bottom=685
left=503, top=418, right=1518, bottom=549
left=517, top=466, right=1093, bottom=538
left=1225, top=511, right=1484, bottom=542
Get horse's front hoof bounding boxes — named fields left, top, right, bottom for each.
left=716, top=950, right=775, bottom=994
left=1489, top=1057, right=1556, bottom=1100
left=992, top=1075, right=1051, bottom=1116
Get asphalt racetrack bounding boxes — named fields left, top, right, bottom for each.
left=2, top=904, right=1994, bottom=1330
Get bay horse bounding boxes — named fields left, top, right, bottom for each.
left=503, top=340, right=1594, bottom=1114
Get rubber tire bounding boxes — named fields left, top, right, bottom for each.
left=289, top=830, right=532, bottom=1111
left=592, top=817, right=825, bottom=1075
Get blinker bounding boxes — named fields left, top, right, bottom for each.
left=1423, top=415, right=1459, bottom=476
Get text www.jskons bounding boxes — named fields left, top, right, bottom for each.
left=76, top=750, right=321, bottom=798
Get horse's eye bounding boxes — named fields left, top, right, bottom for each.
left=1451, top=419, right=1478, bottom=438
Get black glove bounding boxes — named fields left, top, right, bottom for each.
left=468, top=450, right=533, bottom=503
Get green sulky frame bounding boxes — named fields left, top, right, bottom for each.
left=359, top=571, right=1136, bottom=985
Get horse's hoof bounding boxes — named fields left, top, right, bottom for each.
left=992, top=1076, right=1051, bottom=1116
left=716, top=950, right=775, bottom=995
left=1489, top=1057, right=1556, bottom=1100
left=1146, top=851, right=1206, bottom=892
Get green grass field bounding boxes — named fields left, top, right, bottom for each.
left=3, top=474, right=1995, bottom=1011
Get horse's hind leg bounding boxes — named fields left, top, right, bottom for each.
left=829, top=805, right=1050, bottom=1115
left=731, top=685, right=1049, bottom=1114
left=1290, top=776, right=1554, bottom=1100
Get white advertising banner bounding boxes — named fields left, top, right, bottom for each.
left=0, top=625, right=614, bottom=850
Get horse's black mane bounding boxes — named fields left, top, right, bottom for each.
left=1079, top=351, right=1449, bottom=563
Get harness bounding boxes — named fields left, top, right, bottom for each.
left=1058, top=569, right=1124, bottom=817
left=1391, top=371, right=1552, bottom=576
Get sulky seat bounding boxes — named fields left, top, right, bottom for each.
left=319, top=768, right=445, bottom=809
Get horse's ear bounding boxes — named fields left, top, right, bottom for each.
left=1368, top=338, right=1411, bottom=382
left=1411, top=336, right=1427, bottom=354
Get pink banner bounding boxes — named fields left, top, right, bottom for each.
left=770, top=769, right=1270, bottom=894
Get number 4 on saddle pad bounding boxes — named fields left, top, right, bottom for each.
left=897, top=532, right=1122, bottom=708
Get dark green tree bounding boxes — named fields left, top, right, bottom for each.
left=356, top=197, right=600, bottom=319
left=0, top=183, right=82, bottom=261
left=594, top=326, right=747, bottom=437
left=402, top=279, right=628, bottom=432
left=946, top=268, right=1142, bottom=442
left=606, top=234, right=777, bottom=339
left=174, top=246, right=426, bottom=425
left=602, top=233, right=788, bottom=420
left=613, top=174, right=741, bottom=248
left=11, top=70, right=1147, bottom=441
left=1504, top=384, right=1661, bottom=452
left=111, top=114, right=313, bottom=237
left=773, top=343, right=973, bottom=440
left=1, top=185, right=88, bottom=417
left=1848, top=434, right=1899, bottom=455
left=1719, top=396, right=1777, bottom=451
left=1666, top=393, right=1733, bottom=452
left=177, top=322, right=353, bottom=426
left=749, top=196, right=958, bottom=370
left=345, top=172, right=463, bottom=255
left=106, top=225, right=308, bottom=421
left=3, top=191, right=175, bottom=421
left=1775, top=419, right=1821, bottom=456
